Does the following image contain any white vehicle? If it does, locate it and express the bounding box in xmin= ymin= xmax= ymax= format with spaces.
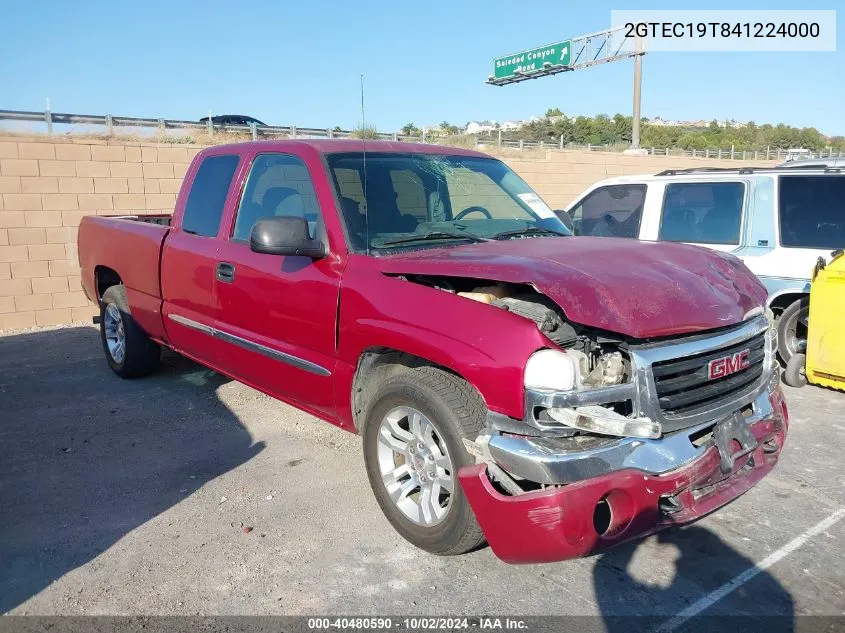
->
xmin=560 ymin=166 xmax=845 ymax=364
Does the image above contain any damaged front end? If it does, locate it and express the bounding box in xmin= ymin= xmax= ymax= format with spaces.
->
xmin=412 ymin=277 xmax=787 ymax=564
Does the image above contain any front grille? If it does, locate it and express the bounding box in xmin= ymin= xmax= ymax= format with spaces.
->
xmin=652 ymin=331 xmax=766 ymax=417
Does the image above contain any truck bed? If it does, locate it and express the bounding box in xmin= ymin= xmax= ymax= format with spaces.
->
xmin=78 ymin=214 xmax=172 ymax=307
xmin=109 ymin=214 xmax=172 ymax=227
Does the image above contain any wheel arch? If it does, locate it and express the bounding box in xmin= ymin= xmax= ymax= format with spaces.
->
xmin=94 ymin=265 xmax=122 ymax=301
xmin=767 ymin=290 xmax=808 ymax=315
xmin=350 ymin=347 xmax=483 ymax=433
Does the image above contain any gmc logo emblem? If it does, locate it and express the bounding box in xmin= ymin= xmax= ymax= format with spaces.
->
xmin=708 ymin=349 xmax=751 ymax=380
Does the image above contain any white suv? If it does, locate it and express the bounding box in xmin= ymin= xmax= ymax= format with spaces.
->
xmin=561 ymin=167 xmax=845 ymax=364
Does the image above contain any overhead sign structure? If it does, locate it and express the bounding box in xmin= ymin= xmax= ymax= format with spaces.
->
xmin=487 ymin=26 xmax=646 ymax=149
xmin=493 ymin=41 xmax=572 ymax=82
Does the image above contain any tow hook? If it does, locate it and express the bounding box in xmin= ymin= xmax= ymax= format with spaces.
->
xmin=763 ymin=437 xmax=779 ymax=454
xmin=658 ymin=494 xmax=683 ymax=515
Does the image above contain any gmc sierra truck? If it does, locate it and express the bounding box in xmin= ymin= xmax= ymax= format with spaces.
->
xmin=78 ymin=140 xmax=788 ymax=564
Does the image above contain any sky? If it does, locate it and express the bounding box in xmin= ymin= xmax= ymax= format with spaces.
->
xmin=0 ymin=0 xmax=842 ymax=135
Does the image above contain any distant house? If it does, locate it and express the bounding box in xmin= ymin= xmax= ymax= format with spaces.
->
xmin=464 ymin=121 xmax=498 ymax=135
xmin=500 ymin=120 xmax=523 ymax=131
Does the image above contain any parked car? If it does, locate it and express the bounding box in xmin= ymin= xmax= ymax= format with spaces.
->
xmin=78 ymin=141 xmax=787 ymax=564
xmin=560 ymin=166 xmax=845 ymax=365
xmin=198 ymin=114 xmax=266 ymax=127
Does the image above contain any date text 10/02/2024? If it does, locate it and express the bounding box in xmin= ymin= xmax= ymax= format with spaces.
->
xmin=306 ymin=617 xmax=528 ymax=630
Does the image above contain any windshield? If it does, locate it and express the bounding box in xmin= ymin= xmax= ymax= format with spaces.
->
xmin=325 ymin=152 xmax=571 ymax=252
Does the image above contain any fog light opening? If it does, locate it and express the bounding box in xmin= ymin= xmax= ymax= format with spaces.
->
xmin=593 ymin=490 xmax=636 ymax=539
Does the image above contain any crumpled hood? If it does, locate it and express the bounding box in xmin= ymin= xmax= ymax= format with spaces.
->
xmin=375 ymin=237 xmax=768 ymax=339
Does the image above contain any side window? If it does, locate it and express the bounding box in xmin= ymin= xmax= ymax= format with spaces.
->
xmin=659 ymin=182 xmax=744 ymax=245
xmin=182 ymin=155 xmax=239 ymax=237
xmin=233 ymin=154 xmax=321 ymax=241
xmin=569 ymin=184 xmax=646 ymax=238
xmin=779 ymin=175 xmax=845 ymax=249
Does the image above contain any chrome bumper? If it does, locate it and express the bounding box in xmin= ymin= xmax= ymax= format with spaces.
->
xmin=486 ymin=391 xmax=775 ymax=486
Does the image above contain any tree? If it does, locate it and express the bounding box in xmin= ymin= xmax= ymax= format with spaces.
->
xmin=479 ymin=107 xmax=837 ymax=152
xmin=401 ymin=122 xmax=421 ymax=136
xmin=351 ymin=124 xmax=379 ymax=139
xmin=440 ymin=121 xmax=460 ymax=136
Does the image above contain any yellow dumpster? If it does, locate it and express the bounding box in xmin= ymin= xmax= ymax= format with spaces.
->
xmin=784 ymin=250 xmax=845 ymax=391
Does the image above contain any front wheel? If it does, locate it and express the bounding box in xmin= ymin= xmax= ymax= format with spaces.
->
xmin=362 ymin=366 xmax=486 ymax=556
xmin=777 ymin=297 xmax=810 ymax=365
xmin=783 ymin=353 xmax=807 ymax=388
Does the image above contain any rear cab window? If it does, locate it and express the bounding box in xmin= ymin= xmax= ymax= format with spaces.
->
xmin=658 ymin=181 xmax=745 ymax=245
xmin=779 ymin=175 xmax=845 ymax=249
xmin=181 ymin=155 xmax=240 ymax=237
xmin=569 ymin=184 xmax=646 ymax=238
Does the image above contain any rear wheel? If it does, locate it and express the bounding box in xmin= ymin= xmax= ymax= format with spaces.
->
xmin=99 ymin=285 xmax=160 ymax=378
xmin=777 ymin=297 xmax=810 ymax=365
xmin=361 ymin=366 xmax=486 ymax=556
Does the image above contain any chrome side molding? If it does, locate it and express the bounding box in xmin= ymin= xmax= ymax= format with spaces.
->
xmin=166 ymin=313 xmax=331 ymax=377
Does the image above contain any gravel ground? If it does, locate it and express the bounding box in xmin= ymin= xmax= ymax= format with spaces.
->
xmin=1 ymin=325 xmax=843 ymax=623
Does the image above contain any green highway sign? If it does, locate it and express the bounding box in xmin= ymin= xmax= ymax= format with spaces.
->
xmin=493 ymin=40 xmax=572 ymax=80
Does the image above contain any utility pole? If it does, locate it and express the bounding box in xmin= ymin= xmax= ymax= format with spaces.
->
xmin=631 ymin=35 xmax=643 ymax=150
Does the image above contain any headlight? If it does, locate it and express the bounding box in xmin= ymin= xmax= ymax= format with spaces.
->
xmin=524 ymin=348 xmax=658 ymax=438
xmin=524 ymin=349 xmax=580 ymax=391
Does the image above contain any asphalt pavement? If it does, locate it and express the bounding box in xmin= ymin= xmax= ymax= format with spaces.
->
xmin=1 ymin=325 xmax=843 ymax=625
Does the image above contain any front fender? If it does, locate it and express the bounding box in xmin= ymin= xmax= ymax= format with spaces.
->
xmin=759 ymin=276 xmax=811 ymax=307
xmin=336 ymin=268 xmax=550 ymax=422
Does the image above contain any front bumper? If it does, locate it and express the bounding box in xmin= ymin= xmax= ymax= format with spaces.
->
xmin=458 ymin=389 xmax=788 ymax=564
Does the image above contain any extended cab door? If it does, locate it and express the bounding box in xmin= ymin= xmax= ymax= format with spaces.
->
xmin=213 ymin=151 xmax=342 ymax=419
xmin=160 ymin=152 xmax=243 ymax=367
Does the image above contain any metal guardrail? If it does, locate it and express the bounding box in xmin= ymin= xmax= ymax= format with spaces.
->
xmin=0 ymin=108 xmax=416 ymax=142
xmin=2 ymin=108 xmax=842 ymax=162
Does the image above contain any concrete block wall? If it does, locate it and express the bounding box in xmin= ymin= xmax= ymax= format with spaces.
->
xmin=0 ymin=136 xmax=198 ymax=330
xmin=0 ymin=134 xmax=774 ymax=332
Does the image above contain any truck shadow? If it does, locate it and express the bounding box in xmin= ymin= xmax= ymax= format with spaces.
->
xmin=592 ymin=525 xmax=794 ymax=632
xmin=0 ymin=326 xmax=264 ymax=613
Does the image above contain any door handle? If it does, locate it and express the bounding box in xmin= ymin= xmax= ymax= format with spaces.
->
xmin=216 ymin=261 xmax=236 ymax=283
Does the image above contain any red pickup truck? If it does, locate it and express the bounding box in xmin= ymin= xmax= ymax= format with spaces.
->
xmin=78 ymin=140 xmax=788 ymax=564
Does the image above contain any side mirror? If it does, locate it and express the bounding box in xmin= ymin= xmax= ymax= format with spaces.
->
xmin=249 ymin=216 xmax=326 ymax=259
xmin=555 ymin=209 xmax=575 ymax=233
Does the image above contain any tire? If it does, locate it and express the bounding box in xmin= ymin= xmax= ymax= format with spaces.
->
xmin=361 ymin=366 xmax=486 ymax=556
xmin=777 ymin=297 xmax=810 ymax=365
xmin=783 ymin=353 xmax=807 ymax=388
xmin=99 ymin=285 xmax=160 ymax=378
